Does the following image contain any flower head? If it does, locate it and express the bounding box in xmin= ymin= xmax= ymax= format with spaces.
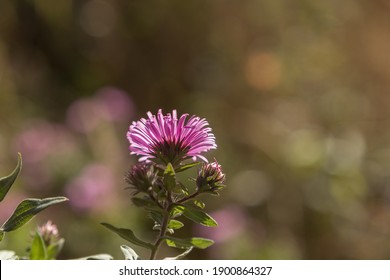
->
xmin=37 ymin=220 xmax=60 ymax=246
xmin=127 ymin=109 xmax=217 ymax=165
xmin=125 ymin=163 xmax=159 ymax=194
xmin=196 ymin=160 xmax=226 ymax=193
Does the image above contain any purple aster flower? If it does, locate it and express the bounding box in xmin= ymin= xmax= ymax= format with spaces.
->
xmin=196 ymin=159 xmax=226 ymax=194
xmin=127 ymin=109 xmax=217 ymax=165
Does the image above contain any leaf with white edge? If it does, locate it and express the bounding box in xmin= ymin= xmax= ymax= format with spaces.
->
xmin=76 ymin=254 xmax=113 ymax=260
xmin=0 ymin=250 xmax=17 ymax=260
xmin=120 ymin=245 xmax=140 ymax=260
xmin=30 ymin=231 xmax=47 ymax=260
xmin=0 ymin=153 xmax=22 ymax=202
xmin=164 ymin=247 xmax=193 ymax=260
xmin=173 ymin=204 xmax=217 ymax=227
xmin=163 ymin=163 xmax=176 ymax=191
xmin=192 ymin=200 xmax=205 ymax=209
xmin=101 ymin=223 xmax=153 ymax=249
xmin=175 ymin=162 xmax=200 ymax=173
xmin=168 ymin=219 xmax=184 ymax=230
xmin=164 ymin=236 xmax=214 ymax=249
xmin=1 ymin=197 xmax=68 ymax=232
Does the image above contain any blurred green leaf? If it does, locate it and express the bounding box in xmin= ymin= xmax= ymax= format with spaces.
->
xmin=0 ymin=153 xmax=22 ymax=203
xmin=1 ymin=197 xmax=68 ymax=232
xmin=30 ymin=231 xmax=47 ymax=260
xmin=0 ymin=230 xmax=4 ymax=242
xmin=131 ymin=197 xmax=161 ymax=211
xmin=191 ymin=200 xmax=205 ymax=209
xmin=168 ymin=219 xmax=184 ymax=230
xmin=164 ymin=247 xmax=193 ymax=260
xmin=46 ymin=239 xmax=65 ymax=260
xmin=120 ymin=245 xmax=140 ymax=260
xmin=101 ymin=223 xmax=153 ymax=250
xmin=175 ymin=162 xmax=200 ymax=173
xmin=173 ymin=204 xmax=217 ymax=227
xmin=164 ymin=236 xmax=214 ymax=249
xmin=163 ymin=163 xmax=176 ymax=191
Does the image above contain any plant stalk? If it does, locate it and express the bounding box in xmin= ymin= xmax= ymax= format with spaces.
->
xmin=150 ymin=207 xmax=171 ymax=260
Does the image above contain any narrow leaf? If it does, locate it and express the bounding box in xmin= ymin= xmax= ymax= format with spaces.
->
xmin=164 ymin=236 xmax=214 ymax=249
xmin=1 ymin=197 xmax=68 ymax=232
xmin=120 ymin=245 xmax=140 ymax=260
xmin=168 ymin=219 xmax=184 ymax=230
xmin=176 ymin=162 xmax=200 ymax=173
xmin=163 ymin=163 xmax=176 ymax=191
xmin=0 ymin=153 xmax=22 ymax=202
xmin=30 ymin=231 xmax=47 ymax=260
xmin=173 ymin=204 xmax=217 ymax=227
xmin=164 ymin=247 xmax=193 ymax=260
xmin=101 ymin=223 xmax=153 ymax=249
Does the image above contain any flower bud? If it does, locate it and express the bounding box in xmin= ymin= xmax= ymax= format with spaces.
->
xmin=125 ymin=163 xmax=159 ymax=194
xmin=196 ymin=160 xmax=226 ymax=194
xmin=38 ymin=220 xmax=60 ymax=246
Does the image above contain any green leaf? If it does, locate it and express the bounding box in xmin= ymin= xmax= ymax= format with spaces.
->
xmin=164 ymin=247 xmax=193 ymax=260
xmin=168 ymin=219 xmax=184 ymax=230
xmin=0 ymin=153 xmax=22 ymax=202
xmin=149 ymin=211 xmax=163 ymax=225
xmin=76 ymin=254 xmax=113 ymax=260
xmin=131 ymin=197 xmax=161 ymax=211
xmin=0 ymin=250 xmax=17 ymax=260
xmin=101 ymin=223 xmax=153 ymax=249
xmin=46 ymin=239 xmax=64 ymax=260
xmin=173 ymin=204 xmax=217 ymax=227
xmin=0 ymin=230 xmax=4 ymax=242
xmin=192 ymin=200 xmax=205 ymax=209
xmin=1 ymin=197 xmax=68 ymax=232
xmin=30 ymin=231 xmax=47 ymax=260
xmin=163 ymin=163 xmax=176 ymax=191
xmin=164 ymin=236 xmax=214 ymax=249
xmin=175 ymin=162 xmax=200 ymax=173
xmin=120 ymin=245 xmax=140 ymax=260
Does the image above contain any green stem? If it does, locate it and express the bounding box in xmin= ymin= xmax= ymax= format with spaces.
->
xmin=150 ymin=207 xmax=171 ymax=260
xmin=177 ymin=189 xmax=200 ymax=204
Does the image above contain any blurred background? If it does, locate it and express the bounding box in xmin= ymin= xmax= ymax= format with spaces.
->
xmin=1 ymin=0 xmax=390 ymax=259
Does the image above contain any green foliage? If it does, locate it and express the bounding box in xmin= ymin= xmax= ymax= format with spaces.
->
xmin=100 ymin=223 xmax=154 ymax=250
xmin=164 ymin=236 xmax=214 ymax=249
xmin=30 ymin=231 xmax=47 ymax=260
xmin=0 ymin=153 xmax=22 ymax=202
xmin=173 ymin=204 xmax=218 ymax=227
xmin=163 ymin=163 xmax=176 ymax=191
xmin=1 ymin=197 xmax=68 ymax=233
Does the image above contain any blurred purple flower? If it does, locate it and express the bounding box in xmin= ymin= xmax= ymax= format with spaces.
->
xmin=14 ymin=120 xmax=75 ymax=163
xmin=13 ymin=120 xmax=77 ymax=190
xmin=127 ymin=109 xmax=217 ymax=165
xmin=195 ymin=205 xmax=248 ymax=243
xmin=65 ymin=164 xmax=115 ymax=212
xmin=96 ymin=86 xmax=134 ymax=122
xmin=66 ymin=87 xmax=133 ymax=133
